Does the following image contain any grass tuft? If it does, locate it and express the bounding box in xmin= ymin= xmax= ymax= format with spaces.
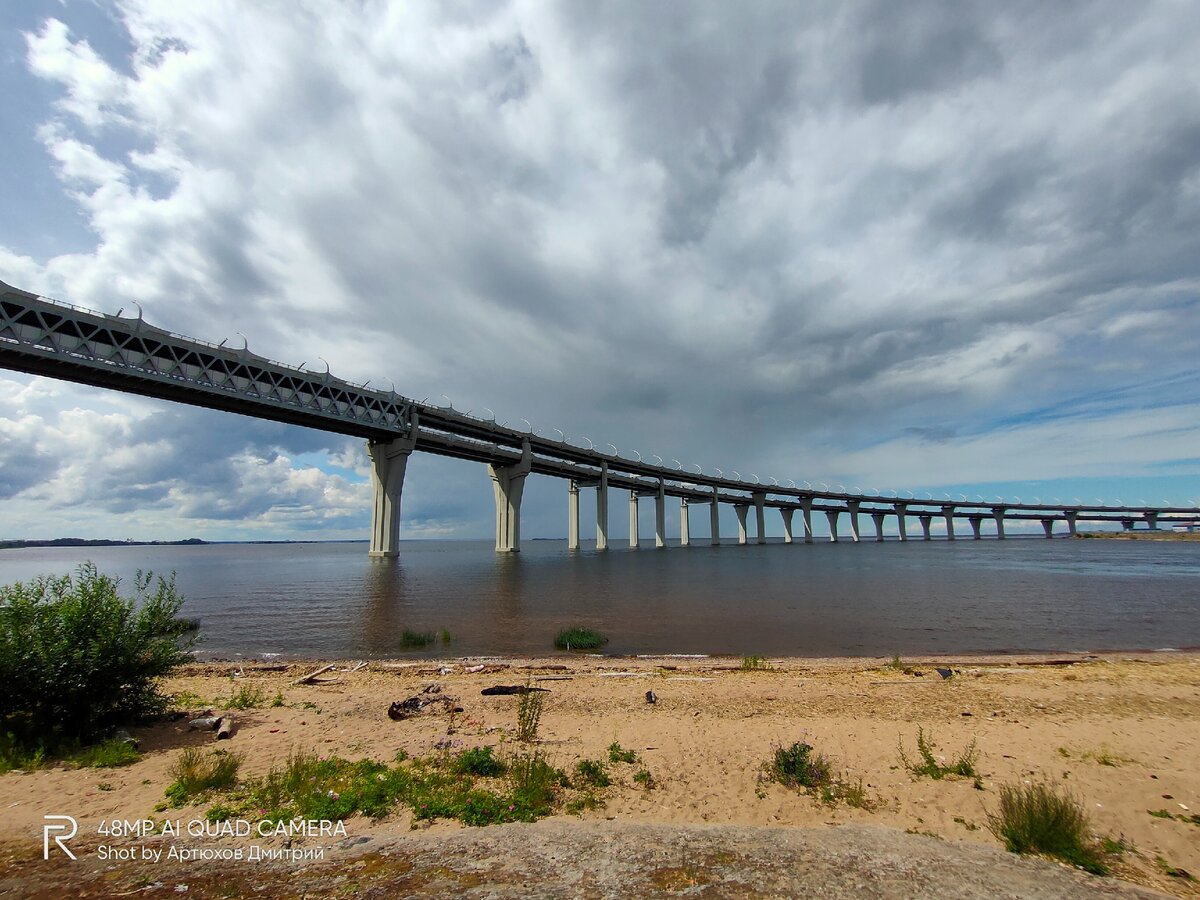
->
xmin=986 ymin=780 xmax=1108 ymax=875
xmin=165 ymin=747 xmax=242 ymax=806
xmin=554 ymin=627 xmax=607 ymax=651
xmin=453 ymin=746 xmax=506 ymax=778
xmin=515 ymin=683 xmax=544 ymax=743
xmin=769 ymin=742 xmax=832 ymax=789
xmin=226 ymin=683 xmax=267 ymax=710
xmin=740 ymin=655 xmax=772 ymax=671
xmin=399 ymin=630 xmax=435 ymax=648
xmin=573 ymin=758 xmax=611 ymax=788
xmin=70 ymin=738 xmax=140 ymax=768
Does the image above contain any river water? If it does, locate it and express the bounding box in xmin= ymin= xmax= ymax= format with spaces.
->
xmin=0 ymin=538 xmax=1197 ymax=659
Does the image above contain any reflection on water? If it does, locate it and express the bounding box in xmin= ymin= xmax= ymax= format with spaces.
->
xmin=0 ymin=538 xmax=1197 ymax=659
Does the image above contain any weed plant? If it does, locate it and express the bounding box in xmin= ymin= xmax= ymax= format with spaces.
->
xmin=574 ymin=758 xmax=611 ymax=788
xmin=554 ymin=627 xmax=607 ymax=651
xmin=740 ymin=656 xmax=772 ymax=671
xmin=399 ymin=630 xmax=435 ymax=648
xmin=770 ymin=742 xmax=832 ymax=789
xmin=70 ymin=738 xmax=140 ymax=768
xmin=226 ymin=684 xmax=267 ymax=710
xmin=898 ymin=728 xmax=978 ymax=780
xmin=453 ymin=745 xmax=506 ymax=777
xmin=986 ymin=780 xmax=1108 ymax=874
xmin=516 ymin=684 xmax=544 ymax=742
xmin=607 ymin=742 xmax=638 ymax=764
xmin=165 ymin=747 xmax=243 ymax=806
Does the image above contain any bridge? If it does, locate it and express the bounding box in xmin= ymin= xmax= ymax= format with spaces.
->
xmin=3 ymin=279 xmax=1198 ymax=555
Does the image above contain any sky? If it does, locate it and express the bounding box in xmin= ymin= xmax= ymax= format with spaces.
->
xmin=1 ymin=0 xmax=1199 ymax=543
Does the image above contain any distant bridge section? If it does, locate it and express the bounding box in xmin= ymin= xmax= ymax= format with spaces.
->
xmin=3 ymin=279 xmax=1198 ymax=555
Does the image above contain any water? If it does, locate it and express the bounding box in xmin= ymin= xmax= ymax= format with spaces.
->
xmin=1 ymin=538 xmax=1197 ymax=659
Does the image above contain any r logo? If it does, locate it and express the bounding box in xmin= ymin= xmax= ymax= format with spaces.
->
xmin=43 ymin=815 xmax=77 ymax=860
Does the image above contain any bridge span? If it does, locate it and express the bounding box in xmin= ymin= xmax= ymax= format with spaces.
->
xmin=3 ymin=279 xmax=1197 ymax=555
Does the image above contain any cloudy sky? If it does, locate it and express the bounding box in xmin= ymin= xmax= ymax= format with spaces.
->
xmin=2 ymin=0 xmax=1199 ymax=542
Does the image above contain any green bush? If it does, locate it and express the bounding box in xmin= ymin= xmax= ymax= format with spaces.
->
xmin=453 ymin=745 xmax=506 ymax=778
xmin=987 ymin=780 xmax=1107 ymax=874
xmin=0 ymin=563 xmax=196 ymax=752
xmin=770 ymin=742 xmax=833 ymax=789
xmin=898 ymin=727 xmax=978 ymax=780
xmin=165 ymin=748 xmax=243 ymax=806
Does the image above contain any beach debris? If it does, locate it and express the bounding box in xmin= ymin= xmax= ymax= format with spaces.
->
xmin=961 ymin=710 xmax=973 ymax=717
xmin=422 ymin=682 xmax=443 ymax=694
xmin=215 ymin=716 xmax=235 ymax=740
xmin=645 ymin=690 xmax=657 ymax=705
xmin=463 ymin=664 xmax=485 ymax=674
xmin=113 ymin=729 xmax=139 ymax=749
xmin=294 ymin=663 xmax=337 ymax=685
xmin=936 ymin=668 xmax=954 ymax=679
xmin=480 ymin=684 xmax=549 ymax=696
xmin=349 ymin=661 xmax=368 ymax=673
xmin=387 ymin=694 xmax=462 ymax=720
xmin=188 ymin=716 xmax=221 ymax=731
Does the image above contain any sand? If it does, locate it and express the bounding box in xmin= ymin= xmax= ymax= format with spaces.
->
xmin=1 ymin=651 xmax=1197 ymax=897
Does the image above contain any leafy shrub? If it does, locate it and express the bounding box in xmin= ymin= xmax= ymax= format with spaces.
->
xmin=633 ymin=768 xmax=656 ymax=789
xmin=554 ymin=627 xmax=607 ymax=651
xmin=165 ymin=747 xmax=243 ymax=806
xmin=0 ymin=563 xmax=195 ymax=752
xmin=898 ymin=728 xmax=978 ymax=780
xmin=574 ymin=758 xmax=611 ymax=788
xmin=987 ymin=780 xmax=1107 ymax=875
xmin=608 ymin=742 xmax=638 ymax=764
xmin=770 ymin=742 xmax=832 ymax=789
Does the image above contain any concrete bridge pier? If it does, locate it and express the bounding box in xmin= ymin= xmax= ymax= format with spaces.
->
xmin=969 ymin=516 xmax=983 ymax=540
xmin=680 ymin=498 xmax=690 ymax=546
xmin=655 ymin=480 xmax=666 ymax=548
xmin=993 ymin=509 xmax=1007 ymax=540
xmin=801 ymin=498 xmax=814 ymax=544
xmin=735 ymin=504 xmax=749 ymax=545
xmin=894 ymin=504 xmax=908 ymax=541
xmin=826 ymin=510 xmax=840 ymax=542
xmin=871 ymin=512 xmax=886 ymax=541
xmin=710 ymin=488 xmax=721 ymax=546
xmin=780 ymin=508 xmax=794 ymax=544
xmin=366 ymin=417 xmax=419 ymax=558
xmin=1066 ymin=511 xmax=1078 ymax=536
xmin=918 ymin=515 xmax=932 ymax=540
xmin=753 ymin=492 xmax=767 ymax=544
xmin=488 ymin=439 xmax=532 ymax=553
xmin=847 ymin=501 xmax=861 ymax=542
xmin=942 ymin=506 xmax=956 ymax=541
xmin=568 ymin=481 xmax=581 ymax=550
xmin=596 ymin=462 xmax=609 ymax=550
xmin=629 ymin=491 xmax=640 ymax=548
xmin=1145 ymin=512 xmax=1159 ymax=531
xmin=1041 ymin=518 xmax=1054 ymax=538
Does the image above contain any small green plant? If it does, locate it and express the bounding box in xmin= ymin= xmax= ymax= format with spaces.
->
xmin=554 ymin=627 xmax=607 ymax=651
xmin=887 ymin=653 xmax=903 ymax=670
xmin=1149 ymin=808 xmax=1173 ymax=819
xmin=1100 ymin=836 xmax=1131 ymax=855
xmin=769 ymin=742 xmax=832 ymax=789
xmin=453 ymin=746 xmax=506 ymax=778
xmin=70 ymin=738 xmax=140 ymax=768
xmin=506 ymin=751 xmax=566 ymax=819
xmin=574 ymin=758 xmax=611 ymax=788
xmin=440 ymin=628 xmax=452 ymax=645
xmin=270 ymin=690 xmax=285 ymax=708
xmin=898 ymin=728 xmax=978 ymax=780
xmin=400 ymin=630 xmax=435 ymax=648
xmin=165 ymin=747 xmax=242 ymax=806
xmin=986 ymin=780 xmax=1107 ymax=875
xmin=516 ymin=685 xmax=544 ymax=743
xmin=172 ymin=690 xmax=205 ymax=709
xmin=820 ymin=777 xmax=873 ymax=809
xmin=740 ymin=655 xmax=773 ymax=671
xmin=1157 ymin=857 xmax=1195 ymax=880
xmin=97 ymin=781 xmax=114 ymax=791
xmin=565 ymin=791 xmax=604 ymax=814
xmin=633 ymin=768 xmax=656 ymax=789
xmin=953 ymin=815 xmax=980 ymax=831
xmin=607 ymin=742 xmax=638 ymax=764
xmin=205 ymin=803 xmax=240 ymax=823
xmin=226 ymin=683 xmax=267 ymax=710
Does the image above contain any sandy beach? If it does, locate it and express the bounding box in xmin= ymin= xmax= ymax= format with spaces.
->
xmin=1 ymin=651 xmax=1197 ymax=897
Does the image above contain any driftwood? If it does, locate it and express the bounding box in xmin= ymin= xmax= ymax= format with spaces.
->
xmin=188 ymin=716 xmax=221 ymax=731
xmin=480 ymin=685 xmax=549 ymax=696
xmin=349 ymin=662 xmax=368 ymax=673
xmin=216 ymin=716 xmax=235 ymax=740
xmin=387 ymin=694 xmax=462 ymax=721
xmin=293 ymin=663 xmax=336 ymax=685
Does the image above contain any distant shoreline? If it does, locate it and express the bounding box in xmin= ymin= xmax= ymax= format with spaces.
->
xmin=1076 ymin=530 xmax=1200 ymax=541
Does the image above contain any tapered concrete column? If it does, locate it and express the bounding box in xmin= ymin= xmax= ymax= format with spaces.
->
xmin=780 ymin=508 xmax=794 ymax=544
xmin=894 ymin=504 xmax=908 ymax=541
xmin=801 ymin=498 xmax=814 ymax=544
xmin=969 ymin=516 xmax=983 ymax=540
xmin=629 ymin=491 xmax=640 ymax=549
xmin=366 ymin=416 xmax=419 ymax=558
xmin=655 ymin=480 xmax=666 ymax=548
xmin=1041 ymin=518 xmax=1054 ymax=538
xmin=871 ymin=512 xmax=886 ymax=542
xmin=919 ymin=515 xmax=932 ymax=540
xmin=942 ymin=506 xmax=956 ymax=541
xmin=596 ymin=462 xmax=609 ymax=551
xmin=826 ymin=509 xmax=840 ymax=542
xmin=1145 ymin=512 xmax=1159 ymax=531
xmin=735 ymin=504 xmax=749 ymax=545
xmin=847 ymin=501 xmax=861 ymax=542
xmin=488 ymin=439 xmax=532 ymax=553
xmin=1121 ymin=519 xmax=1135 ymax=531
xmin=1065 ymin=511 xmax=1078 ymax=536
xmin=680 ymin=498 xmax=691 ymax=546
xmin=568 ymin=480 xmax=581 ymax=550
xmin=993 ymin=508 xmax=1007 ymax=540
xmin=752 ymin=492 xmax=767 ymax=544
xmin=710 ymin=488 xmax=721 ymax=546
